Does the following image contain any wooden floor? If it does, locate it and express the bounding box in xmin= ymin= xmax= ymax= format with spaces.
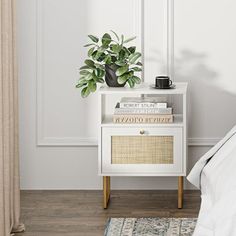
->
xmin=18 ymin=190 xmax=201 ymax=236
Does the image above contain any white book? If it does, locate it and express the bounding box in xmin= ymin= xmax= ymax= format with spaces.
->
xmin=114 ymin=104 xmax=172 ymax=114
xmin=120 ymin=97 xmax=167 ymax=103
xmin=119 ymin=102 xmax=167 ymax=109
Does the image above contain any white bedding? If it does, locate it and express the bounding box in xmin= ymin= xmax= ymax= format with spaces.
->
xmin=187 ymin=125 xmax=236 ymax=236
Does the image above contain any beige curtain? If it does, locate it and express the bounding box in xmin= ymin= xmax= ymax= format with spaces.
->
xmin=0 ymin=0 xmax=24 ymax=235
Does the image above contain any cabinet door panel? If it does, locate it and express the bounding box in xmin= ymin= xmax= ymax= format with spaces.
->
xmin=112 ymin=136 xmax=173 ymax=164
xmin=101 ymin=127 xmax=183 ymax=176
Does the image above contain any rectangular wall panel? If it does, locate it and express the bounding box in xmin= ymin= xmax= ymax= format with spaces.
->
xmin=37 ymin=0 xmax=142 ymax=146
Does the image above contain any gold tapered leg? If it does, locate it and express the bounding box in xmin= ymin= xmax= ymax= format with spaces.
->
xmin=103 ymin=176 xmax=110 ymax=209
xmin=178 ymin=176 xmax=183 ymax=209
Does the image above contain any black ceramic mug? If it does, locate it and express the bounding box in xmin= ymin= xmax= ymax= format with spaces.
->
xmin=155 ymin=76 xmax=172 ymax=88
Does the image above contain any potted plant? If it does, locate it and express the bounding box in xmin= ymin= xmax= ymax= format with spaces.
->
xmin=76 ymin=31 xmax=142 ymax=97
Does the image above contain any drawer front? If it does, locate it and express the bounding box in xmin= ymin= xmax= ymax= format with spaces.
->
xmin=101 ymin=127 xmax=184 ymax=175
xmin=112 ymin=136 xmax=174 ymax=164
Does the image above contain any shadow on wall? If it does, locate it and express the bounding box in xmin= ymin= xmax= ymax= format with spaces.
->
xmin=174 ymin=49 xmax=236 ymax=137
xmin=175 ymin=50 xmax=218 ymax=84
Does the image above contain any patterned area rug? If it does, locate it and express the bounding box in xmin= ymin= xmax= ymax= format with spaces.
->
xmin=105 ymin=218 xmax=197 ymax=236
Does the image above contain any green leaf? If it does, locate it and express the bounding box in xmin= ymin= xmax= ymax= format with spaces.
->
xmin=88 ymin=81 xmax=97 ymax=92
xmin=96 ymin=53 xmax=106 ymax=62
xmin=136 ymin=61 xmax=143 ymax=66
xmin=128 ymin=46 xmax=136 ymax=54
xmin=127 ymin=78 xmax=135 ymax=88
xmin=129 ymin=52 xmax=141 ymax=64
xmin=76 ymin=83 xmax=84 ymax=88
xmin=97 ymin=46 xmax=107 ymax=53
xmin=76 ymin=82 xmax=85 ymax=88
xmin=111 ymin=56 xmax=117 ymax=63
xmin=111 ymin=44 xmax=122 ymax=53
xmin=84 ymin=73 xmax=94 ymax=81
xmin=81 ymin=87 xmax=90 ymax=98
xmin=88 ymin=47 xmax=95 ymax=57
xmin=131 ymin=67 xmax=142 ymax=72
xmin=123 ymin=36 xmax=136 ymax=44
xmin=84 ymin=59 xmax=95 ymax=68
xmin=94 ymin=77 xmax=104 ymax=83
xmin=128 ymin=70 xmax=134 ymax=77
xmin=91 ymin=50 xmax=98 ymax=60
xmin=131 ymin=75 xmax=141 ymax=84
xmin=80 ymin=65 xmax=90 ymax=70
xmin=76 ymin=79 xmax=87 ymax=88
xmin=110 ymin=30 xmax=120 ymax=42
xmin=116 ymin=65 xmax=129 ymax=77
xmin=78 ymin=78 xmax=88 ymax=84
xmin=94 ymin=63 xmax=105 ymax=70
xmin=117 ymin=73 xmax=129 ymax=84
xmin=94 ymin=51 xmax=103 ymax=60
xmin=102 ymin=33 xmax=112 ymax=46
xmin=122 ymin=47 xmax=130 ymax=57
xmin=119 ymin=49 xmax=126 ymax=61
xmin=106 ymin=50 xmax=116 ymax=54
xmin=94 ymin=68 xmax=105 ymax=78
xmin=115 ymin=61 xmax=126 ymax=67
xmin=81 ymin=86 xmax=90 ymax=98
xmin=84 ymin=43 xmax=96 ymax=47
xmin=88 ymin=35 xmax=99 ymax=43
xmin=80 ymin=70 xmax=91 ymax=76
xmin=121 ymin=34 xmax=124 ymax=45
xmin=104 ymin=55 xmax=112 ymax=64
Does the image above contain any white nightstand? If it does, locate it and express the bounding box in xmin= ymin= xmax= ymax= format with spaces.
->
xmin=98 ymin=82 xmax=188 ymax=209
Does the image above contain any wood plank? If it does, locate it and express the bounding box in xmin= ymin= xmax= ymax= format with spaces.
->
xmin=18 ymin=190 xmax=200 ymax=236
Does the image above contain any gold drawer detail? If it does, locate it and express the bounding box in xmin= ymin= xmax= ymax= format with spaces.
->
xmin=111 ymin=136 xmax=173 ymax=164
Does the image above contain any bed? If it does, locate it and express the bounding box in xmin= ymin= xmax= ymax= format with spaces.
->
xmin=187 ymin=125 xmax=236 ymax=236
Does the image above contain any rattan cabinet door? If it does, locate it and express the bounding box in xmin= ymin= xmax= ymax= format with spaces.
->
xmin=101 ymin=127 xmax=184 ymax=176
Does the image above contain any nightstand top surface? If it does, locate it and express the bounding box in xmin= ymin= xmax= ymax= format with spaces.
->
xmin=99 ymin=82 xmax=188 ymax=95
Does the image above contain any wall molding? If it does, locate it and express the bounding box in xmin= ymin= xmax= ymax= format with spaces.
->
xmin=37 ymin=137 xmax=98 ymax=147
xmin=36 ymin=137 xmax=221 ymax=147
xmin=36 ymin=0 xmax=99 ymax=146
xmin=36 ymin=0 xmax=143 ymax=146
xmin=188 ymin=138 xmax=220 ymax=147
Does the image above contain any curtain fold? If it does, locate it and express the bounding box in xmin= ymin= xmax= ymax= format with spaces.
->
xmin=0 ymin=0 xmax=24 ymax=235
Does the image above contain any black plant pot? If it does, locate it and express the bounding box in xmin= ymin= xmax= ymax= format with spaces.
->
xmin=105 ymin=64 xmax=126 ymax=87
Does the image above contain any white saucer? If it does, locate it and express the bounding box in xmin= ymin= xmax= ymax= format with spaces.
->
xmin=150 ymin=84 xmax=176 ymax=89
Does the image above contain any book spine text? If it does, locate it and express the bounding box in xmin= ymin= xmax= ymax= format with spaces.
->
xmin=113 ymin=114 xmax=173 ymax=123
xmin=119 ymin=102 xmax=167 ymax=109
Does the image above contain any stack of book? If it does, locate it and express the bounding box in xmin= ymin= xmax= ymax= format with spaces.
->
xmin=113 ymin=97 xmax=173 ymax=124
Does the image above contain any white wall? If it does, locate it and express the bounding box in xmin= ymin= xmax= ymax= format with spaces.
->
xmin=18 ymin=0 xmax=236 ymax=190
